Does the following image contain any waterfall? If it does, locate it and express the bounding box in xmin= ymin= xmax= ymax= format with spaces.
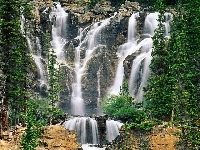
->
xmin=64 ymin=117 xmax=99 ymax=144
xmin=106 ymin=120 xmax=123 ymax=142
xmin=164 ymin=12 xmax=173 ymax=38
xmin=32 ymin=55 xmax=47 ymax=87
xmin=49 ymin=2 xmax=68 ymax=65
xmin=128 ymin=13 xmax=158 ymax=101
xmin=21 ymin=1 xmax=173 ymax=147
xmin=109 ymin=12 xmax=140 ymax=95
xmin=20 ymin=15 xmax=47 ymax=91
xmin=64 ymin=117 xmax=123 ymax=146
xmin=96 ymin=67 xmax=104 ymax=116
xmin=129 ymin=12 xmax=172 ymax=101
xmin=71 ymin=13 xmax=116 ymax=116
xmin=143 ymin=12 xmax=159 ymax=37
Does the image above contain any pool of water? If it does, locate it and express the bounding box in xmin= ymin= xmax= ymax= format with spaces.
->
xmin=82 ymin=144 xmax=106 ymax=150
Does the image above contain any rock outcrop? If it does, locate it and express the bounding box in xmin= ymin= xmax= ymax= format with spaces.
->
xmin=0 ymin=125 xmax=81 ymax=150
xmin=24 ymin=0 xmax=148 ymax=114
xmin=0 ymin=124 xmax=180 ymax=150
xmin=106 ymin=125 xmax=179 ymax=150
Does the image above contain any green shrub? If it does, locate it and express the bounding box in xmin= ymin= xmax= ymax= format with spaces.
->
xmin=21 ymin=100 xmax=44 ymax=150
xmin=101 ymin=81 xmax=146 ymax=123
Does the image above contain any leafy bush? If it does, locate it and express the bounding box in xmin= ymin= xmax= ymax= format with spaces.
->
xmin=21 ymin=100 xmax=43 ymax=150
xmin=101 ymin=82 xmax=146 ymax=123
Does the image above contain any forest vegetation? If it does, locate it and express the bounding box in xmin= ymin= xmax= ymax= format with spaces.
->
xmin=0 ymin=0 xmax=199 ymax=149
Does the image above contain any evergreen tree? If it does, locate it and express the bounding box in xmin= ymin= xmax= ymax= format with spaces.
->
xmin=145 ymin=0 xmax=173 ymax=121
xmin=145 ymin=0 xmax=200 ymax=148
xmin=167 ymin=0 xmax=200 ymax=148
xmin=44 ymin=32 xmax=63 ymax=125
xmin=0 ymin=0 xmax=31 ymax=129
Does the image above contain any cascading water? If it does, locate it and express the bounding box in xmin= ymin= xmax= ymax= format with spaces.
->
xmin=96 ymin=67 xmax=103 ymax=116
xmin=109 ymin=12 xmax=171 ymax=101
xmin=21 ymin=15 xmax=47 ymax=91
xmin=64 ymin=117 xmax=99 ymax=144
xmin=71 ymin=14 xmax=116 ymax=116
xmin=128 ymin=13 xmax=156 ymax=101
xmin=106 ymin=120 xmax=124 ymax=142
xmin=33 ymin=36 xmax=47 ymax=89
xmin=143 ymin=12 xmax=159 ymax=37
xmin=108 ymin=12 xmax=153 ymax=98
xmin=50 ymin=2 xmax=68 ymax=65
xmin=64 ymin=12 xmax=123 ymax=148
xmin=109 ymin=12 xmax=139 ymax=95
xmin=129 ymin=12 xmax=172 ymax=101
xmin=129 ymin=40 xmax=153 ymax=101
xmin=43 ymin=2 xmax=172 ymax=149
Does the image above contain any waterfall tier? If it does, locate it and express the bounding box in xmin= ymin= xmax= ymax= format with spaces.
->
xmin=63 ymin=117 xmax=123 ymax=145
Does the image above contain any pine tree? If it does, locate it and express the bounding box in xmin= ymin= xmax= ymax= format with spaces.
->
xmin=167 ymin=0 xmax=200 ymax=148
xmin=145 ymin=0 xmax=173 ymax=121
xmin=0 ymin=0 xmax=31 ymax=130
xmin=145 ymin=0 xmax=200 ymax=148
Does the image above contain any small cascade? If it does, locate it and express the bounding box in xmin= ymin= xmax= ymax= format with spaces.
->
xmin=128 ymin=12 xmax=158 ymax=101
xmin=32 ymin=55 xmax=47 ymax=87
xmin=97 ymin=67 xmax=101 ymax=99
xmin=20 ymin=15 xmax=47 ymax=91
xmin=71 ymin=14 xmax=116 ymax=116
xmin=164 ymin=12 xmax=173 ymax=38
xmin=64 ymin=117 xmax=99 ymax=144
xmin=64 ymin=117 xmax=123 ymax=148
xmin=96 ymin=67 xmax=103 ymax=116
xmin=129 ymin=12 xmax=172 ymax=101
xmin=143 ymin=12 xmax=159 ymax=37
xmin=110 ymin=12 xmax=171 ymax=101
xmin=106 ymin=120 xmax=123 ymax=142
xmin=109 ymin=12 xmax=139 ymax=95
xmin=71 ymin=28 xmax=85 ymax=116
xmin=128 ymin=37 xmax=153 ymax=101
xmin=34 ymin=36 xmax=48 ymax=89
xmin=49 ymin=2 xmax=68 ymax=65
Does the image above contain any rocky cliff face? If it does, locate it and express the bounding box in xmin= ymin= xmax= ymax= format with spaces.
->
xmin=27 ymin=0 xmax=148 ymax=115
xmin=0 ymin=125 xmax=81 ymax=150
xmin=0 ymin=124 xmax=179 ymax=150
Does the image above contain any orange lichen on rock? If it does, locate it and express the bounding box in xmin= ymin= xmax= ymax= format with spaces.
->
xmin=150 ymin=127 xmax=179 ymax=150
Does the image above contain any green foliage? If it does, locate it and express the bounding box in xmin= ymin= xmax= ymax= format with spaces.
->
xmin=44 ymin=32 xmax=64 ymax=125
xmin=102 ymin=81 xmax=146 ymax=123
xmin=21 ymin=100 xmax=43 ymax=150
xmin=145 ymin=0 xmax=200 ymax=148
xmin=0 ymin=0 xmax=32 ymax=126
xmin=145 ymin=0 xmax=173 ymax=121
xmin=167 ymin=0 xmax=200 ymax=148
xmin=127 ymin=120 xmax=156 ymax=132
xmin=88 ymin=0 xmax=99 ymax=9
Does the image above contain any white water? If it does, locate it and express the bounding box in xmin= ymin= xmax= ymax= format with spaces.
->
xmin=82 ymin=144 xmax=105 ymax=150
xmin=64 ymin=117 xmax=99 ymax=144
xmin=71 ymin=14 xmax=116 ymax=116
xmin=21 ymin=15 xmax=47 ymax=89
xmin=64 ymin=117 xmax=123 ymax=149
xmin=50 ymin=2 xmax=68 ymax=65
xmin=109 ymin=12 xmax=171 ymax=101
xmin=106 ymin=120 xmax=123 ymax=142
xmin=109 ymin=12 xmax=140 ymax=95
xmin=96 ymin=67 xmax=104 ymax=116
xmin=143 ymin=12 xmax=159 ymax=37
xmin=128 ymin=13 xmax=158 ymax=101
xmin=164 ymin=12 xmax=173 ymax=38
xmin=32 ymin=55 xmax=47 ymax=87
